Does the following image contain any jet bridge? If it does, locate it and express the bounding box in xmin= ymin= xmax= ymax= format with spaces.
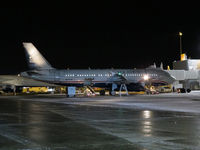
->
xmin=166 ymin=68 xmax=200 ymax=91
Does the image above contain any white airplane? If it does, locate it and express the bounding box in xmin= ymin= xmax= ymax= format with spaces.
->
xmin=19 ymin=43 xmax=175 ymax=95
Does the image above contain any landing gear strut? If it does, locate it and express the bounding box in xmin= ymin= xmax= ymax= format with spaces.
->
xmin=110 ymin=83 xmax=117 ymax=96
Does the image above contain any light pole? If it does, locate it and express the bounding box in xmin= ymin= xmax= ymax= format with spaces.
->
xmin=179 ymin=32 xmax=183 ymax=58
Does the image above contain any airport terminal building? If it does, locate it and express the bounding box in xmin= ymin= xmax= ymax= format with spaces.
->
xmin=166 ymin=54 xmax=200 ymax=91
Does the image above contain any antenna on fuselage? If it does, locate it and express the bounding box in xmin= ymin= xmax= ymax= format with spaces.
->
xmin=160 ymin=62 xmax=163 ymax=70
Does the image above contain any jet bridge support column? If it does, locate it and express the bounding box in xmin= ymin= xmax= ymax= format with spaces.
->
xmin=13 ymin=85 xmax=16 ymax=96
xmin=119 ymin=84 xmax=128 ymax=97
xmin=110 ymin=83 xmax=117 ymax=96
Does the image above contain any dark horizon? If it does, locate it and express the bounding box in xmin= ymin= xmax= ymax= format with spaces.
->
xmin=1 ymin=2 xmax=200 ymax=74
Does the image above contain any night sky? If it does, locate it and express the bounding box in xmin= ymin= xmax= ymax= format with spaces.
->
xmin=1 ymin=1 xmax=200 ymax=74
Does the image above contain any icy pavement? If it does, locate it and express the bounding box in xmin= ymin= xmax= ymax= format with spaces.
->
xmin=12 ymin=92 xmax=200 ymax=114
xmin=0 ymin=93 xmax=200 ymax=149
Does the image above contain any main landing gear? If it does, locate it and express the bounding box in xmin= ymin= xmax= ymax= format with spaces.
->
xmin=109 ymin=83 xmax=129 ymax=96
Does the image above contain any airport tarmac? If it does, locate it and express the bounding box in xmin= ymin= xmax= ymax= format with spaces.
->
xmin=0 ymin=92 xmax=200 ymax=149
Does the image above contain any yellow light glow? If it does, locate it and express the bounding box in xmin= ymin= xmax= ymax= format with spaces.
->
xmin=143 ymin=74 xmax=149 ymax=81
xmin=181 ymin=53 xmax=187 ymax=61
xmin=167 ymin=65 xmax=170 ymax=70
xmin=179 ymin=32 xmax=182 ymax=36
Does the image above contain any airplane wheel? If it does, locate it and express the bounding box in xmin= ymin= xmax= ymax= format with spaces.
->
xmin=187 ymin=89 xmax=191 ymax=93
xmin=100 ymin=90 xmax=105 ymax=96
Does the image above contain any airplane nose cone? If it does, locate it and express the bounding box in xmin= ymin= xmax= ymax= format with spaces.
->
xmin=160 ymin=70 xmax=176 ymax=84
xmin=168 ymin=74 xmax=176 ymax=84
xmin=171 ymin=75 xmax=176 ymax=82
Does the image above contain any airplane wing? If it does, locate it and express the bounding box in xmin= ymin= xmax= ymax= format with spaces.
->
xmin=0 ymin=75 xmax=58 ymax=87
xmin=107 ymin=73 xmax=129 ymax=84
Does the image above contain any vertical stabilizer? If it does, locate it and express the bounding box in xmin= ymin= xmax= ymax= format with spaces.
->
xmin=23 ymin=43 xmax=53 ymax=70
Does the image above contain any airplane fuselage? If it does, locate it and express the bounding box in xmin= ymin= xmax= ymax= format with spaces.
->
xmin=21 ymin=68 xmax=175 ymax=89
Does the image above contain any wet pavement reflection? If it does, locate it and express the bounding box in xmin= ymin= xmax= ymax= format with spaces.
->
xmin=0 ymin=97 xmax=200 ymax=150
